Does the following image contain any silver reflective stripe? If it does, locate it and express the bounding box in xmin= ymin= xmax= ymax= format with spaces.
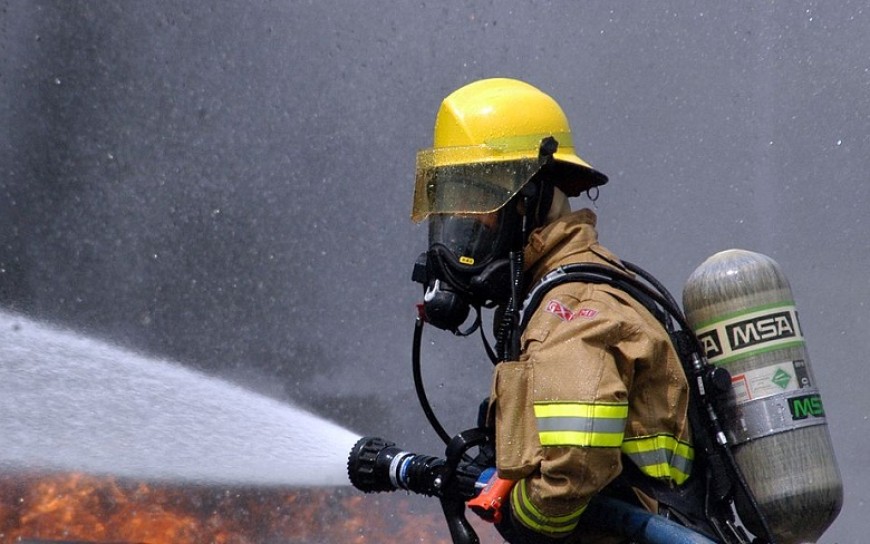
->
xmin=672 ymin=451 xmax=693 ymax=476
xmin=624 ymin=448 xmax=693 ymax=477
xmin=536 ymin=416 xmax=627 ymax=435
xmin=621 ymin=434 xmax=694 ymax=484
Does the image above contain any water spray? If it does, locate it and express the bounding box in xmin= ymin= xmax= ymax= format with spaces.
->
xmin=0 ymin=309 xmax=359 ymax=488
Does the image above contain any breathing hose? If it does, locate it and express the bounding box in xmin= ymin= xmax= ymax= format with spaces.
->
xmin=412 ymin=306 xmax=454 ymax=446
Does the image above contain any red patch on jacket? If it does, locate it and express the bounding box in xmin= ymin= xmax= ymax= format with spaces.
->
xmin=544 ymin=300 xmax=598 ymax=321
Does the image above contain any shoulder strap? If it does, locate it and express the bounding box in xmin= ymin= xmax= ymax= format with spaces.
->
xmin=521 ymin=262 xmax=670 ymax=334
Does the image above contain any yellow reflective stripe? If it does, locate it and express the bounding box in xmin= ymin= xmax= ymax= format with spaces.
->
xmin=484 ymin=131 xmax=574 ymax=152
xmin=510 ymin=478 xmax=585 ymax=535
xmin=534 ymin=402 xmax=629 ymax=419
xmin=538 ymin=430 xmax=624 ymax=447
xmin=621 ymin=434 xmax=694 ymax=485
xmin=534 ymin=402 xmax=628 ymax=448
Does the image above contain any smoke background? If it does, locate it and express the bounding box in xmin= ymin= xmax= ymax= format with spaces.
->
xmin=1 ymin=1 xmax=867 ymax=542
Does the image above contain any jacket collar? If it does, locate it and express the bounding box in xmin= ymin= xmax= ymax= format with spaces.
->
xmin=524 ymin=208 xmax=623 ymax=285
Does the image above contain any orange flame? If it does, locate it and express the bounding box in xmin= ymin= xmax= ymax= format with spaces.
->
xmin=0 ymin=472 xmax=502 ymax=543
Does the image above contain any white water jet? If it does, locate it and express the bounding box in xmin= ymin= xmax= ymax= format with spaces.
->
xmin=0 ymin=309 xmax=360 ymax=487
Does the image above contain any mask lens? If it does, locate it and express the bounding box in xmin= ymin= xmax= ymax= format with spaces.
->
xmin=429 ymin=213 xmax=502 ymax=267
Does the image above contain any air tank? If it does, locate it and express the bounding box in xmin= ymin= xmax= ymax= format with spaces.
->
xmin=682 ymin=249 xmax=842 ymax=544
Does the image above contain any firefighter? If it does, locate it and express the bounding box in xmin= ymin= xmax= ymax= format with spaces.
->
xmin=411 ymin=78 xmax=695 ymax=543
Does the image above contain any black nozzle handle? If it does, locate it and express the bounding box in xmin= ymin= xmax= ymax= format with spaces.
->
xmin=436 ymin=428 xmax=493 ymax=544
xmin=441 ymin=496 xmax=480 ymax=544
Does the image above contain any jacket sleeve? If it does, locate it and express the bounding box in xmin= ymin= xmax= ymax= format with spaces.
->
xmin=490 ymin=287 xmax=638 ymax=538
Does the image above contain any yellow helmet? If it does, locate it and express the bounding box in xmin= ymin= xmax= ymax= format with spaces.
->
xmin=411 ymin=78 xmax=607 ymax=222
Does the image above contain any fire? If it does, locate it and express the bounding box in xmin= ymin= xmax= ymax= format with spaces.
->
xmin=0 ymin=472 xmax=503 ymax=543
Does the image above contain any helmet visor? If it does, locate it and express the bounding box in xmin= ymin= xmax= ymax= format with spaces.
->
xmin=411 ymin=147 xmax=546 ymax=223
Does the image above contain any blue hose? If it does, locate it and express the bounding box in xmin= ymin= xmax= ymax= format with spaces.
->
xmin=584 ymin=495 xmax=718 ymax=544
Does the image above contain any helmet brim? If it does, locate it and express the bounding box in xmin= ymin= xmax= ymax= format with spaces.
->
xmin=551 ymin=151 xmax=609 ymax=197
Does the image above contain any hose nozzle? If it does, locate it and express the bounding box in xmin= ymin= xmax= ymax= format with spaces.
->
xmin=347 ymin=436 xmax=447 ymax=497
xmin=347 ymin=430 xmax=497 ymax=544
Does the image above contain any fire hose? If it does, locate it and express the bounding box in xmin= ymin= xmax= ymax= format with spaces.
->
xmin=347 ymin=432 xmax=717 ymax=544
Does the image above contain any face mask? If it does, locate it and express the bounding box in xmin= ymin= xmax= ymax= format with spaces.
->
xmin=412 ymin=210 xmax=518 ymax=332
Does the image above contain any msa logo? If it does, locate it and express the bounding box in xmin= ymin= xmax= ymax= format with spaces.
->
xmin=788 ymin=394 xmax=825 ymax=420
xmin=725 ymin=311 xmax=797 ymax=350
xmin=698 ymin=330 xmax=723 ymax=359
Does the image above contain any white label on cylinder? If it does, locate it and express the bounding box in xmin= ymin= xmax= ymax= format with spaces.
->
xmin=730 ymin=359 xmax=812 ymax=403
xmin=694 ymin=303 xmax=804 ymax=365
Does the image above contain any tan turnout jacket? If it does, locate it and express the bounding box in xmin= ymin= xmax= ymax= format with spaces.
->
xmin=489 ymin=208 xmax=693 ymax=541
